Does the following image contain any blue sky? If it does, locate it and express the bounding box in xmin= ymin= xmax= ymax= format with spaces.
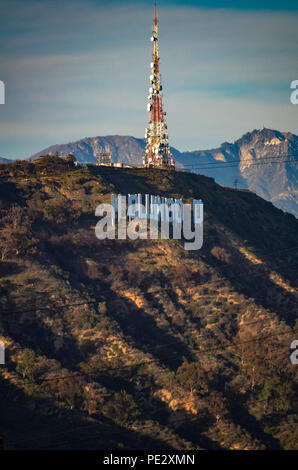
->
xmin=0 ymin=0 xmax=298 ymax=159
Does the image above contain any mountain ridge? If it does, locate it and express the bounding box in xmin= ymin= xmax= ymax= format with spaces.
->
xmin=0 ymin=156 xmax=11 ymax=164
xmin=176 ymin=128 xmax=298 ymax=217
xmin=28 ymin=128 xmax=298 ymax=217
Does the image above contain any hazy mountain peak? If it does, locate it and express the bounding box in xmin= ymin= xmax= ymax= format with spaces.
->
xmin=176 ymin=128 xmax=298 ymax=218
xmin=0 ymin=156 xmax=11 ymax=163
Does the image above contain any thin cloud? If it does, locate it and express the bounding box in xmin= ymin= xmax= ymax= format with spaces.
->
xmin=0 ymin=0 xmax=297 ymax=158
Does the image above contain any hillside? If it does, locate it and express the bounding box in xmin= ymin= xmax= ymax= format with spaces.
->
xmin=28 ymin=128 xmax=298 ymax=218
xmin=0 ymin=157 xmax=297 ymax=450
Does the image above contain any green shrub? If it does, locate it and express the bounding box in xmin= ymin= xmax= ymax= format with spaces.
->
xmin=102 ymin=390 xmax=140 ymax=423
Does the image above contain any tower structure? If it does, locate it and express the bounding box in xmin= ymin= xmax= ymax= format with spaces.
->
xmin=94 ymin=146 xmax=112 ymax=166
xmin=143 ymin=2 xmax=174 ymax=169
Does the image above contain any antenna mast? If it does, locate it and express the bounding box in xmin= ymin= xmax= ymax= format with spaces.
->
xmin=143 ymin=2 xmax=175 ymax=169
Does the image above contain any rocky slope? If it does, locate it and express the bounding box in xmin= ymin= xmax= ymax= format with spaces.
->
xmin=176 ymin=128 xmax=298 ymax=218
xmin=0 ymin=157 xmax=297 ymax=449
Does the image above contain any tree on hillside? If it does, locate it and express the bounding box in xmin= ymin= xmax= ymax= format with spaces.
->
xmin=206 ymin=391 xmax=229 ymax=422
xmin=0 ymin=205 xmax=38 ymax=260
xmin=258 ymin=376 xmax=294 ymax=415
xmin=16 ymin=348 xmax=38 ymax=396
xmin=83 ymin=384 xmax=105 ymax=416
xmin=176 ymin=361 xmax=209 ymax=396
xmin=16 ymin=348 xmax=37 ymax=381
xmin=43 ymin=372 xmax=84 ymax=410
xmin=102 ymin=390 xmax=140 ymax=423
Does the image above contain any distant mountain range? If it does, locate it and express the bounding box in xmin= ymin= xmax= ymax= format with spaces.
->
xmin=30 ymin=135 xmax=147 ymax=166
xmin=0 ymin=156 xmax=11 ymax=164
xmin=29 ymin=128 xmax=298 ymax=217
xmin=177 ymin=128 xmax=298 ymax=218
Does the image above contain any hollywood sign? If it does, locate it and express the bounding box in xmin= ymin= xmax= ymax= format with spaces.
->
xmin=95 ymin=193 xmax=204 ymax=250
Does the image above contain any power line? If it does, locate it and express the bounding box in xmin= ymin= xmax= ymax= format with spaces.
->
xmin=1 ymin=250 xmax=296 ymax=376
xmin=42 ymin=381 xmax=298 ymax=451
xmin=1 ymin=254 xmax=297 ymax=319
xmin=0 ymin=260 xmax=296 ymax=355
xmin=1 ymin=154 xmax=298 ymax=179
xmin=180 ymin=152 xmax=298 ymax=167
xmin=1 ymin=255 xmax=296 ymax=375
xmin=3 ymin=334 xmax=295 ymax=449
xmin=179 ymin=158 xmax=298 ymax=172
xmin=1 ymin=327 xmax=294 ymax=449
xmin=2 ymin=312 xmax=289 ymax=366
xmin=2 ymin=254 xmax=295 ymax=380
xmin=6 ymin=419 xmax=120 ymax=450
xmin=1 ymin=328 xmax=292 ymax=391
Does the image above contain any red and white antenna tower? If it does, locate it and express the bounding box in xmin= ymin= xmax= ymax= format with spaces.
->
xmin=143 ymin=2 xmax=175 ymax=169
